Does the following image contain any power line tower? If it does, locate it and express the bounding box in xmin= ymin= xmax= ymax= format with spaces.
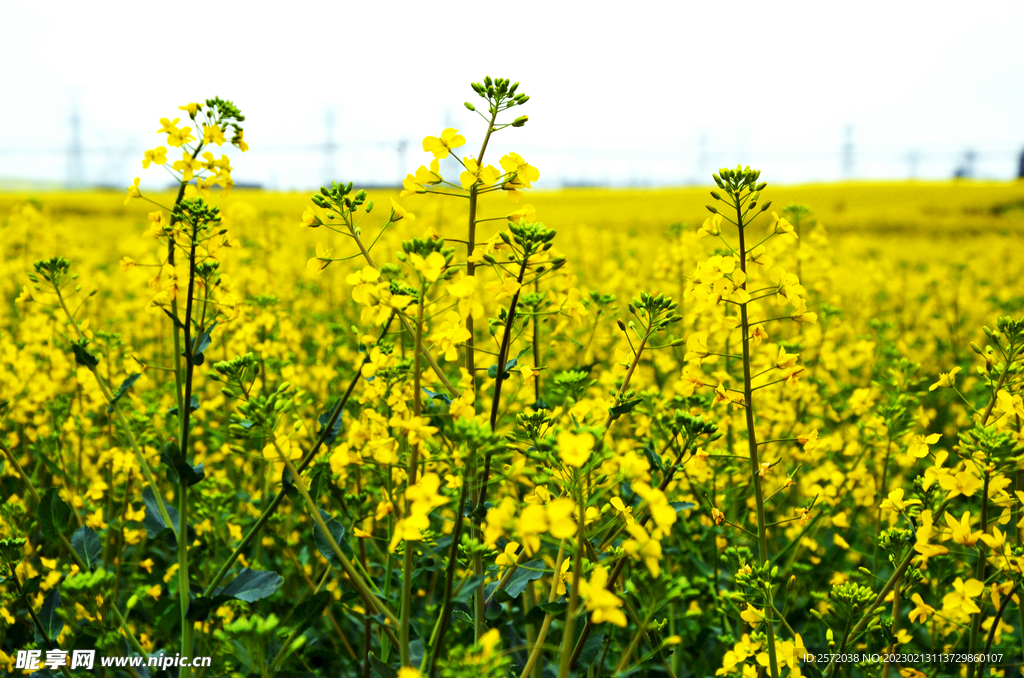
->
xmin=907 ymin=150 xmax=920 ymax=179
xmin=695 ymin=132 xmax=708 ymax=183
xmin=841 ymin=125 xmax=854 ymax=179
xmin=323 ymin=108 xmax=337 ymax=185
xmin=66 ymin=108 xmax=85 ymax=188
xmin=954 ymin=149 xmax=977 ymax=179
xmin=397 ymin=138 xmax=409 ymax=186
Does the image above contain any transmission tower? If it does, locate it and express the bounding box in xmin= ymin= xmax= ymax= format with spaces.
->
xmin=841 ymin=125 xmax=854 ymax=179
xmin=397 ymin=138 xmax=409 ymax=186
xmin=696 ymin=132 xmax=708 ymax=183
xmin=66 ymin=109 xmax=85 ymax=188
xmin=907 ymin=150 xmax=920 ymax=179
xmin=323 ymin=108 xmax=337 ymax=185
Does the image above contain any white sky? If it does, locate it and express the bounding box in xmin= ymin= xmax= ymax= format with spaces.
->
xmin=1 ymin=1 xmax=1022 ymax=188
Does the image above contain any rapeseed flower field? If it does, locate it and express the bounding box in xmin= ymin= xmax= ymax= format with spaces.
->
xmin=2 ymin=83 xmax=1024 ymax=678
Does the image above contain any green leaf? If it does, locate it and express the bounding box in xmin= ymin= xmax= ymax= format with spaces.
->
xmin=107 ymin=373 xmax=141 ymax=413
xmin=160 ymin=307 xmax=188 ymax=332
xmin=70 ymin=526 xmax=102 ymax=570
xmin=38 ymin=488 xmax=72 ymax=541
xmin=669 ymin=501 xmax=697 ymax=512
xmin=487 ymin=357 xmax=518 ymax=379
xmin=191 ymin=320 xmax=218 ymax=359
xmin=576 ymin=630 xmax=605 ymax=671
xmin=421 ymin=387 xmax=452 ymax=406
xmin=538 ymin=599 xmax=568 ymax=616
xmin=643 ymin=440 xmax=665 ymax=472
xmin=292 ymin=590 xmax=332 ymax=625
xmin=504 ymin=559 xmax=545 ymax=599
xmin=167 ymin=395 xmax=200 ymax=417
xmin=142 ymin=486 xmax=195 ymax=549
xmin=452 ymin=574 xmax=487 ymax=605
xmin=71 ymin=342 xmax=99 ymax=369
xmin=39 ymin=587 xmax=63 ymax=640
xmin=314 ymin=509 xmax=354 ymax=568
xmin=185 ymin=596 xmax=222 ymax=622
xmin=306 ymin=463 xmax=330 ymax=502
xmin=317 ymin=403 xmax=343 ymax=446
xmin=215 ymin=567 xmax=283 ymax=602
xmin=608 ymin=398 xmax=642 ymax=421
xmin=18 ymin=575 xmax=42 ymax=599
xmin=369 ymin=654 xmax=397 ymax=678
xmin=160 ymin=441 xmax=205 ymax=487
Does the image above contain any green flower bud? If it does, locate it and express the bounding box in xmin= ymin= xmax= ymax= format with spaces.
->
xmin=0 ymin=537 xmax=27 ymax=565
xmin=464 ymin=102 xmax=476 ymax=112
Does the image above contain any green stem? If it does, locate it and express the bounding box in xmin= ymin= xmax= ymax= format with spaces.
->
xmin=822 ymin=499 xmax=954 ymax=678
xmin=278 ymin=452 xmax=401 ymax=630
xmin=1 ymin=437 xmax=148 ymax=660
xmin=426 ymin=460 xmax=473 ymax=675
xmin=268 ymin=570 xmax=331 ymax=673
xmin=400 ymin=280 xmax=426 ymax=666
xmin=517 ymin=540 xmax=567 ymax=678
xmin=200 ymin=314 xmax=395 ymax=598
xmin=8 ymin=565 xmax=75 ymax=678
xmin=966 ymin=473 xmax=990 ymax=678
xmin=734 ymin=193 xmax=779 ymax=678
xmin=346 ymin=218 xmax=458 ymax=396
xmin=166 ymin=170 xmax=195 ymax=422
xmin=176 ymin=220 xmax=202 ymax=678
xmin=872 ymin=431 xmax=895 ymax=572
xmin=53 ymin=287 xmax=176 ymax=536
xmin=465 ymin=105 xmax=500 ymax=400
xmin=557 ymin=477 xmax=585 ymax=678
xmin=881 ymin=575 xmax=901 ymax=678
xmin=1017 ymin=468 xmax=1024 ymax=663
xmin=568 ymin=439 xmax=691 ymax=669
xmin=978 ymin=582 xmax=1018 ymax=678
xmin=479 ymin=256 xmax=530 ymax=504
